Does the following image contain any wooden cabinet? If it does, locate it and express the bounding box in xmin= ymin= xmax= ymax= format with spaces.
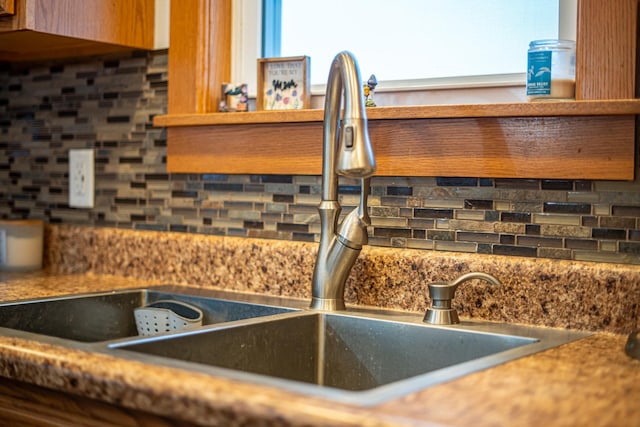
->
xmin=0 ymin=0 xmax=15 ymax=16
xmin=167 ymin=0 xmax=231 ymax=115
xmin=0 ymin=377 xmax=198 ymax=427
xmin=0 ymin=0 xmax=154 ymax=61
xmin=157 ymin=0 xmax=640 ymax=180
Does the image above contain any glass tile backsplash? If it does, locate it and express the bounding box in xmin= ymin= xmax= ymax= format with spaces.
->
xmin=1 ymin=51 xmax=640 ymax=264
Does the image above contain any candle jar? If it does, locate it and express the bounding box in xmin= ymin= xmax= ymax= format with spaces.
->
xmin=0 ymin=220 xmax=44 ymax=272
xmin=527 ymin=39 xmax=576 ymax=101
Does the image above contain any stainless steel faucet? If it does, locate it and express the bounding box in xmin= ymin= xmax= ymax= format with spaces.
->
xmin=310 ymin=51 xmax=376 ymax=311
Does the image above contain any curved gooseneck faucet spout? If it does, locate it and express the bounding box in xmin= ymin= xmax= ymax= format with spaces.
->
xmin=310 ymin=51 xmax=376 ymax=311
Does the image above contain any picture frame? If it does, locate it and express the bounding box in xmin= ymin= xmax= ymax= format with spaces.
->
xmin=257 ymin=56 xmax=310 ymax=111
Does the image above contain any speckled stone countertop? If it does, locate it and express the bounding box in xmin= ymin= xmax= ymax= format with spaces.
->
xmin=0 ymin=224 xmax=636 ymax=426
xmin=0 ymin=271 xmax=637 ymax=426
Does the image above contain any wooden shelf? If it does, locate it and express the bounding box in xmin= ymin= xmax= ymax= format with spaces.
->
xmin=154 ymin=99 xmax=640 ymax=127
xmin=156 ymin=100 xmax=640 ymax=180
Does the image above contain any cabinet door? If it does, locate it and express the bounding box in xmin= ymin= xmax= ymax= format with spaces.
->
xmin=0 ymin=0 xmax=15 ymax=16
xmin=0 ymin=0 xmax=154 ymax=60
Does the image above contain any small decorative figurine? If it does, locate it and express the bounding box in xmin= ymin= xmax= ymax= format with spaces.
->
xmin=364 ymin=74 xmax=378 ymax=107
xmin=219 ymin=83 xmax=249 ymax=112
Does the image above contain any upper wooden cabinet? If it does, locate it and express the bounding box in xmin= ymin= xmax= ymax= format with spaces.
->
xmin=0 ymin=0 xmax=154 ymax=61
xmin=167 ymin=0 xmax=231 ymax=115
xmin=0 ymin=0 xmax=15 ymax=16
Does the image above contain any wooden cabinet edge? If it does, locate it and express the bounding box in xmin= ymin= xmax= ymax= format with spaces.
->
xmin=165 ymin=115 xmax=636 ymax=180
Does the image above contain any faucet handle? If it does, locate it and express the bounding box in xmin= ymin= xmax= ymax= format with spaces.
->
xmin=336 ymin=178 xmax=371 ymax=249
xmin=423 ymin=272 xmax=501 ymax=325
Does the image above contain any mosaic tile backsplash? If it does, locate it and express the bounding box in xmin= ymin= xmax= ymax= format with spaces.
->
xmin=1 ymin=50 xmax=640 ymax=265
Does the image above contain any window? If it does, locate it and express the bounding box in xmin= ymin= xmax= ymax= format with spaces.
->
xmin=232 ymin=0 xmax=576 ymax=100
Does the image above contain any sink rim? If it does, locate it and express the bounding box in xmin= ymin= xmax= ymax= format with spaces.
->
xmin=0 ymin=285 xmax=310 ymax=310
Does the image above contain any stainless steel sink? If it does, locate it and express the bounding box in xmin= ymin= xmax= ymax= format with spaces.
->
xmin=110 ymin=310 xmax=588 ymax=404
xmin=0 ymin=286 xmax=298 ymax=342
xmin=0 ymin=285 xmax=589 ymax=404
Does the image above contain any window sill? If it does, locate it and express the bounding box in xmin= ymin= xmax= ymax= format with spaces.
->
xmin=155 ymin=100 xmax=640 ymax=180
xmin=155 ymin=100 xmax=640 ymax=126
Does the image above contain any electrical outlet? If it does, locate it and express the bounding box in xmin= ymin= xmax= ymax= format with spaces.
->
xmin=69 ymin=149 xmax=95 ymax=208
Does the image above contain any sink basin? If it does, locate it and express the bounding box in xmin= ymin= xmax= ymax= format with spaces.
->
xmin=115 ymin=313 xmax=534 ymax=389
xmin=111 ymin=311 xmax=588 ymax=404
xmin=0 ymin=287 xmax=296 ymax=343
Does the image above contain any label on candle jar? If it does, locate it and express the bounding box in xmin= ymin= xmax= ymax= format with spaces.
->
xmin=526 ymin=39 xmax=575 ymax=101
xmin=527 ymin=50 xmax=552 ymax=96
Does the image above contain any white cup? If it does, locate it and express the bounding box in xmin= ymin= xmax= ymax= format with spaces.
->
xmin=0 ymin=220 xmax=44 ymax=272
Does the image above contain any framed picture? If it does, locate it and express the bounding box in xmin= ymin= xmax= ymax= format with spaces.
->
xmin=257 ymin=56 xmax=310 ymax=111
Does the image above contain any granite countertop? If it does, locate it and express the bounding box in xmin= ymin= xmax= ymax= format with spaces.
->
xmin=0 ymin=271 xmax=638 ymax=427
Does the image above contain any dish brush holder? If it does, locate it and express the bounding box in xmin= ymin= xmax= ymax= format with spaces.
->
xmin=134 ymin=300 xmax=203 ymax=336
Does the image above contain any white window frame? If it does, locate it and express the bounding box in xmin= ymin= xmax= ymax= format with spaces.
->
xmin=231 ymin=0 xmax=263 ymax=97
xmin=231 ymin=0 xmax=577 ymax=102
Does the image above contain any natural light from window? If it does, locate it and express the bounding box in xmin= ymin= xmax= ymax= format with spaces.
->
xmin=278 ymin=0 xmax=560 ymax=86
xmin=232 ymin=0 xmax=575 ymax=100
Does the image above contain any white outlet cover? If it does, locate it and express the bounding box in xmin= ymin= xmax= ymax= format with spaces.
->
xmin=69 ymin=149 xmax=95 ymax=208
